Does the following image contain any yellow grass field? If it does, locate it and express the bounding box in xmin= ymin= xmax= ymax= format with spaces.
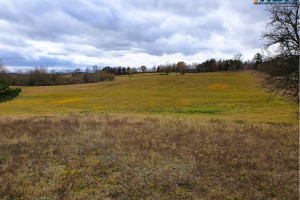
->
xmin=0 ymin=72 xmax=298 ymax=199
xmin=0 ymin=72 xmax=297 ymax=123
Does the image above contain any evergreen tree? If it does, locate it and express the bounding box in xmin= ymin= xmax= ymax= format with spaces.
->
xmin=0 ymin=78 xmax=21 ymax=103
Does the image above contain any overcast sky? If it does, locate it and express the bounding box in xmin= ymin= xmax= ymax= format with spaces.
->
xmin=0 ymin=0 xmax=267 ymax=71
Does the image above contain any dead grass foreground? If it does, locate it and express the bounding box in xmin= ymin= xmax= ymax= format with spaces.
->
xmin=0 ymin=114 xmax=298 ymax=199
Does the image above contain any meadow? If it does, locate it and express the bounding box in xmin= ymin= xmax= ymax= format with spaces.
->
xmin=0 ymin=72 xmax=297 ymax=123
xmin=0 ymin=114 xmax=298 ymax=199
xmin=0 ymin=72 xmax=298 ymax=199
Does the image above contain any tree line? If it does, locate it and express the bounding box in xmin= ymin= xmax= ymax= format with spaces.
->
xmin=0 ymin=65 xmax=115 ymax=86
xmin=0 ymin=51 xmax=264 ymax=86
xmin=93 ymin=53 xmax=262 ymax=76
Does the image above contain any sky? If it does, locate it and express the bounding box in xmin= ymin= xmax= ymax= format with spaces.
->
xmin=0 ymin=0 xmax=268 ymax=71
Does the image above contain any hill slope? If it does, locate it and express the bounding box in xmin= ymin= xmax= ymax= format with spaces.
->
xmin=0 ymin=72 xmax=297 ymax=123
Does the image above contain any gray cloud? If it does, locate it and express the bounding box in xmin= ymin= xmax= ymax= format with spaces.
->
xmin=0 ymin=0 xmax=268 ymax=69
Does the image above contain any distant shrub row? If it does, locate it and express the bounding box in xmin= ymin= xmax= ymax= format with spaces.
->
xmin=0 ymin=67 xmax=115 ymax=86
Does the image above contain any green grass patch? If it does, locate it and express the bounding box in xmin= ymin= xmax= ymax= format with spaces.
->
xmin=175 ymin=107 xmax=222 ymax=114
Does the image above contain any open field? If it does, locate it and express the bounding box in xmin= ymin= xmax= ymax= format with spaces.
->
xmin=0 ymin=72 xmax=298 ymax=123
xmin=0 ymin=72 xmax=298 ymax=199
xmin=0 ymin=114 xmax=298 ymax=199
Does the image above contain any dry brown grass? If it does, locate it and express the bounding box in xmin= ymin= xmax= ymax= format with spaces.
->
xmin=0 ymin=114 xmax=298 ymax=199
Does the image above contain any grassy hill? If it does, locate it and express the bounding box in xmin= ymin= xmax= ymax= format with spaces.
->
xmin=0 ymin=71 xmax=297 ymax=123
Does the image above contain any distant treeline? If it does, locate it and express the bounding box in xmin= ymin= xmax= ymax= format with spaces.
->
xmin=101 ymin=54 xmax=261 ymax=75
xmin=0 ymin=67 xmax=115 ymax=86
xmin=0 ymin=53 xmax=263 ymax=86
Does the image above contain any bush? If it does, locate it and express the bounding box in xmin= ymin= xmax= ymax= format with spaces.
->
xmin=0 ymin=78 xmax=21 ymax=103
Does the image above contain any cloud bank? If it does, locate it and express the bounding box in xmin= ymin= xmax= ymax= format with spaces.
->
xmin=0 ymin=0 xmax=267 ymax=70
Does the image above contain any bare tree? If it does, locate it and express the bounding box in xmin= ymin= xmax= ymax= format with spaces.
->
xmin=73 ymin=68 xmax=81 ymax=73
xmin=165 ymin=65 xmax=172 ymax=76
xmin=92 ymin=65 xmax=99 ymax=73
xmin=152 ymin=66 xmax=156 ymax=75
xmin=263 ymin=2 xmax=299 ymax=56
xmin=234 ymin=53 xmax=243 ymax=61
xmin=261 ymin=1 xmax=299 ymax=99
xmin=0 ymin=59 xmax=7 ymax=74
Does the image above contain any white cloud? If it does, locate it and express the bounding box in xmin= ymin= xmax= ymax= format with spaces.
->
xmin=0 ymin=0 xmax=268 ymax=70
